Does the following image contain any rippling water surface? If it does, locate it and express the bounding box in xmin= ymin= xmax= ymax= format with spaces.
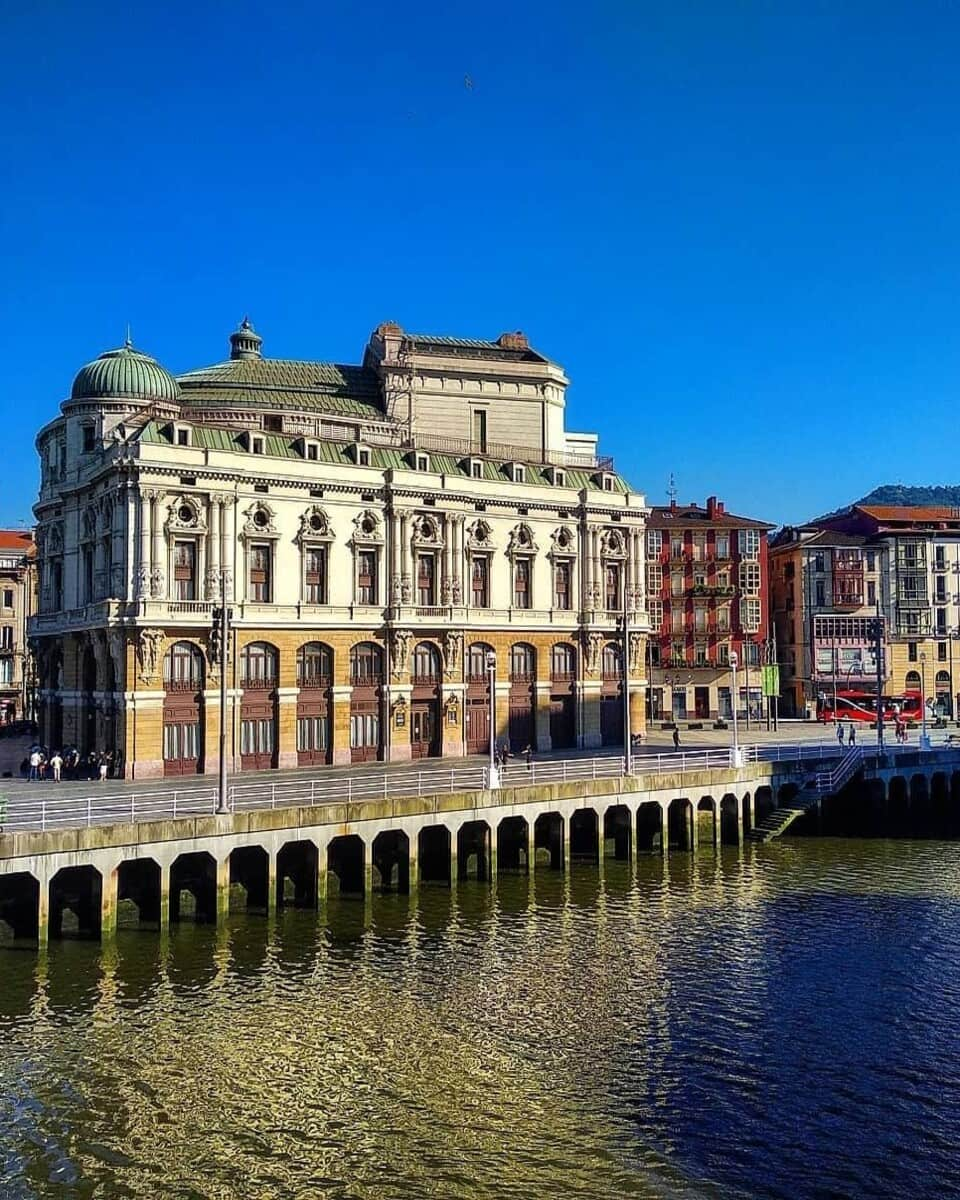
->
xmin=3 ymin=840 xmax=960 ymax=1198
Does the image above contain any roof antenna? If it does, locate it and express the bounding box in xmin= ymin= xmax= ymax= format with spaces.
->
xmin=124 ymin=323 xmax=132 ymax=349
xmin=667 ymin=473 xmax=678 ymax=505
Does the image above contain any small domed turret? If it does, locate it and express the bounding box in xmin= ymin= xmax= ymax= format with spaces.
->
xmin=229 ymin=316 xmax=263 ymax=360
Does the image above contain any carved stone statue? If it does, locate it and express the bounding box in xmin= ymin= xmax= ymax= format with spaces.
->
xmin=137 ymin=628 xmax=165 ymax=684
xmin=629 ymin=632 xmax=644 ymax=674
xmin=149 ymin=565 xmax=164 ymax=599
xmin=108 ymin=630 xmax=126 ymax=688
xmin=391 ymin=629 xmax=411 ymax=680
xmin=586 ymin=631 xmax=604 ymax=675
xmin=443 ymin=630 xmax=463 ymax=679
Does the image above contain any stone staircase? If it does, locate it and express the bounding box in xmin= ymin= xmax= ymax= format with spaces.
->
xmin=748 ymin=746 xmax=864 ymax=844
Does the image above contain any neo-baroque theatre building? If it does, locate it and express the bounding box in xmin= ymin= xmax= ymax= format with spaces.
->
xmin=29 ymin=320 xmax=650 ymax=778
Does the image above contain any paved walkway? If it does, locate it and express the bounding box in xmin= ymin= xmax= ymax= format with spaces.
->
xmin=0 ymin=719 xmax=943 ymax=805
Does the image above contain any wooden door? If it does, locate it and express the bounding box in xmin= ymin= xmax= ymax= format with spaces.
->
xmin=411 ymin=702 xmax=440 ymax=759
xmin=465 ymin=698 xmax=490 ymax=755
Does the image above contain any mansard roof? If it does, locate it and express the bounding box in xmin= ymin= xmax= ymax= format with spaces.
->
xmin=175 ymin=357 xmax=385 ymax=420
xmin=135 ymin=420 xmax=631 ymax=494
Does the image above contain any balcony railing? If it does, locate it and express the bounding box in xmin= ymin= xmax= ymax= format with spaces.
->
xmin=397 ymin=430 xmax=613 ymax=472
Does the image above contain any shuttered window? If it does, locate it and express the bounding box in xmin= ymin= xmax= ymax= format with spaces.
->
xmin=249 ymin=544 xmax=272 ymax=602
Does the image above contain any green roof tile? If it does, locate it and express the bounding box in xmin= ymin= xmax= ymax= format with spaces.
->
xmin=136 ymin=420 xmax=632 ymax=493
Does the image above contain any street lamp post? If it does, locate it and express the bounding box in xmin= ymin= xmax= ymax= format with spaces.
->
xmin=486 ymin=650 xmax=499 ymax=788
xmin=920 ymin=650 xmax=931 ymax=750
xmin=729 ymin=650 xmax=742 ymax=767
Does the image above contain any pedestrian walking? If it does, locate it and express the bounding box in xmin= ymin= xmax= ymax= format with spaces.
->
xmin=848 ymin=722 xmax=856 ymax=747
xmin=28 ymin=749 xmax=40 ymax=782
xmin=523 ymin=743 xmax=533 ymax=771
xmin=98 ymin=754 xmax=108 ymax=783
xmin=836 ymin=721 xmax=844 ymax=746
xmin=672 ymin=727 xmax=681 ymax=750
xmin=49 ymin=750 xmax=62 ymax=782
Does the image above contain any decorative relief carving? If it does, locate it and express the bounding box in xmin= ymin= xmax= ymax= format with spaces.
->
xmin=296 ymin=505 xmax=333 ymax=544
xmin=137 ymin=628 xmax=165 ymax=684
xmin=351 ymin=510 xmax=384 ymax=545
xmin=465 ymin=520 xmax=494 ymax=552
xmin=165 ymin=495 xmax=206 ymax=533
xmin=241 ymin=502 xmax=278 ymax=537
xmin=549 ymin=526 xmax=577 ymax=558
xmin=506 ymin=523 xmax=538 ymax=558
xmin=108 ymin=630 xmax=126 ymax=686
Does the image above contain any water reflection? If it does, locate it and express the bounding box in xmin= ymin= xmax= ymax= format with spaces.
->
xmin=3 ymin=843 xmax=960 ymax=1198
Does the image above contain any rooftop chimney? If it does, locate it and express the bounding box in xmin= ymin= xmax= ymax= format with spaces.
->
xmin=497 ymin=331 xmax=528 ymax=350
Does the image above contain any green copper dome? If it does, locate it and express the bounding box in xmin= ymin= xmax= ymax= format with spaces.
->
xmin=70 ymin=339 xmax=181 ymax=403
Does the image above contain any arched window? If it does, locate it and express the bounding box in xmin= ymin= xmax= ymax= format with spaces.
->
xmin=510 ymin=643 xmax=536 ymax=682
xmin=467 ymin=642 xmax=494 ymax=683
xmin=905 ymin=670 xmax=922 ymax=689
xmin=241 ymin=642 xmax=278 ymax=687
xmin=297 ymin=642 xmax=332 ymax=687
xmin=936 ymin=670 xmax=951 ymax=687
xmin=412 ymin=642 xmax=441 ymax=684
xmin=164 ymin=641 xmax=204 ymax=690
xmin=602 ymin=642 xmax=622 ymax=680
xmin=551 ymin=643 xmax=576 ymax=681
xmin=350 ymin=642 xmax=383 ymax=685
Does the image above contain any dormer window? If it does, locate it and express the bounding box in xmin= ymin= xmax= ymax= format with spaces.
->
xmin=351 ymin=443 xmax=372 ymax=467
xmin=593 ymin=471 xmax=616 ymax=492
xmin=603 ymin=476 xmax=614 ymax=492
xmin=175 ymin=426 xmax=190 ymax=447
xmin=417 ymin=454 xmax=429 ymax=472
xmin=359 ymin=450 xmax=371 ymax=466
xmin=545 ymin=466 xmax=566 ymax=487
xmin=251 ymin=436 xmax=265 ymax=455
xmin=472 ymin=461 xmax=482 ymax=479
xmin=307 ymin=443 xmax=318 ymax=461
xmin=505 ymin=462 xmax=525 ymax=484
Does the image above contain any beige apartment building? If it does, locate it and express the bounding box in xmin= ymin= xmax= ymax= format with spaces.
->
xmin=29 ymin=320 xmax=649 ymax=777
xmin=771 ymin=505 xmax=960 ymax=718
xmin=0 ymin=530 xmax=37 ymax=725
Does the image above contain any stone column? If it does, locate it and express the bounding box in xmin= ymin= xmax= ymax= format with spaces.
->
xmin=441 ymin=517 xmax=453 ymax=604
xmin=488 ymin=823 xmax=498 ymax=881
xmin=275 ymin=687 xmax=299 ymax=770
xmin=149 ymin=492 xmax=164 ymax=598
xmin=221 ymin=496 xmax=235 ymax=600
xmin=526 ymin=821 xmax=536 ymax=875
xmin=331 ymin=685 xmax=352 ymax=766
xmin=111 ymin=489 xmax=125 ymax=599
xmin=159 ymin=861 xmax=171 ymax=930
xmin=207 ymin=496 xmax=221 ymax=600
xmin=125 ymin=484 xmax=137 ymax=601
xmin=390 ymin=510 xmax=402 ymax=603
xmin=658 ymin=803 xmax=668 ymax=856
xmin=101 ymin=863 xmax=119 ymax=939
xmin=591 ymin=529 xmax=601 ymax=612
xmin=407 ymin=837 xmax=420 ymax=894
xmin=137 ymin=491 xmax=151 ymax=599
xmin=216 ymin=856 xmax=230 ymax=922
xmin=452 ymin=517 xmax=463 ymax=604
xmin=399 ymin=513 xmax=410 ymax=601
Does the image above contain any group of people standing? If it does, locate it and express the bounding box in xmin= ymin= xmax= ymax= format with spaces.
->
xmin=24 ymin=746 xmax=117 ymax=782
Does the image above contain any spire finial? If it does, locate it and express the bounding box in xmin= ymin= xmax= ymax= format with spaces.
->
xmin=124 ymin=323 xmax=133 ymax=349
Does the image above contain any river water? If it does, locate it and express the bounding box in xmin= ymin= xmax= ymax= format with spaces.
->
xmin=2 ymin=839 xmax=960 ymax=1199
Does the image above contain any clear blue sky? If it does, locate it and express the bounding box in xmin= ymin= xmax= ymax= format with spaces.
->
xmin=2 ymin=1 xmax=958 ymax=528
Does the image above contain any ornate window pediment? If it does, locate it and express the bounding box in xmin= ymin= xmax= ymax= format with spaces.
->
xmin=241 ymin=501 xmax=279 ymax=538
xmin=351 ymin=509 xmax=384 ymax=546
xmin=411 ymin=513 xmax=443 ymax=548
xmin=507 ymin=523 xmax=538 ymax=558
xmin=549 ymin=525 xmax=577 ymax=558
xmin=166 ymin=494 xmax=207 ymax=533
xmin=297 ymin=504 xmax=333 ymax=544
xmin=44 ymin=523 xmax=64 ymax=554
xmin=466 ymin=519 xmax=494 ymax=552
xmin=601 ymin=528 xmax=627 ymax=558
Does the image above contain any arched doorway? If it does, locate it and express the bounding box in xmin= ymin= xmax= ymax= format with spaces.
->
xmin=296 ymin=642 xmax=332 ymax=766
xmin=349 ymin=642 xmax=384 ymax=762
xmin=410 ymin=641 xmax=441 ymax=758
xmin=509 ymin=643 xmax=536 ymax=752
xmin=466 ymin=642 xmax=493 ymax=755
xmin=550 ymin=643 xmax=576 ymax=749
xmin=600 ymin=642 xmax=624 ymax=746
xmin=936 ymin=670 xmax=952 ymax=717
xmin=240 ymin=642 xmax=278 ymax=770
xmin=162 ymin=641 xmax=204 ymax=775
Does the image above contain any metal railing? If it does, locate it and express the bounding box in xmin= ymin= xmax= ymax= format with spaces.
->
xmin=814 ymin=746 xmax=864 ymax=796
xmin=0 ymin=747 xmax=763 ymax=834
